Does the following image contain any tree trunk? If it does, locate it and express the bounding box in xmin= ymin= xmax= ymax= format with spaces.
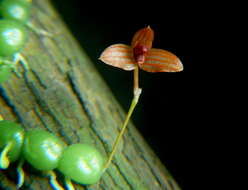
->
xmin=0 ymin=0 xmax=181 ymax=189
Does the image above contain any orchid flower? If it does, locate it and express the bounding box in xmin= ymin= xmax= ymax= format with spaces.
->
xmin=100 ymin=26 xmax=183 ymax=73
xmin=100 ymin=26 xmax=183 ymax=170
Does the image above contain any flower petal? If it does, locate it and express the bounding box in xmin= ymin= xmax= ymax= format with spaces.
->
xmin=131 ymin=26 xmax=154 ymax=49
xmin=140 ymin=48 xmax=184 ymax=72
xmin=99 ymin=44 xmax=136 ymax=71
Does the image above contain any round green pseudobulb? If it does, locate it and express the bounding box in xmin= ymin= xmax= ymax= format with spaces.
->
xmin=58 ymin=144 xmax=104 ymax=185
xmin=0 ymin=0 xmax=31 ymax=23
xmin=0 ymin=120 xmax=25 ymax=162
xmin=0 ymin=63 xmax=12 ymax=83
xmin=0 ymin=19 xmax=27 ymax=57
xmin=23 ymin=130 xmax=65 ymax=171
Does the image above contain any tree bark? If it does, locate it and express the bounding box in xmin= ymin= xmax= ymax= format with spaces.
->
xmin=0 ymin=0 xmax=181 ymax=189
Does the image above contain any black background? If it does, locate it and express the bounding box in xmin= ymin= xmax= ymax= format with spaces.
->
xmin=50 ymin=0 xmax=227 ymax=189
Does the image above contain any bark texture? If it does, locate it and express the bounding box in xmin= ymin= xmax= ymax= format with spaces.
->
xmin=0 ymin=0 xmax=181 ymax=189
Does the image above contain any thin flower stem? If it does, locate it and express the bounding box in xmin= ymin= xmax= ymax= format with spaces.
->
xmin=103 ymin=67 xmax=141 ymax=171
xmin=134 ymin=66 xmax=139 ymax=92
xmin=133 ymin=67 xmax=142 ymax=99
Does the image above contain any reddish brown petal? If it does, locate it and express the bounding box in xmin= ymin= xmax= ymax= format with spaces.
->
xmin=131 ymin=26 xmax=154 ymax=49
xmin=99 ymin=44 xmax=136 ymax=71
xmin=140 ymin=48 xmax=184 ymax=72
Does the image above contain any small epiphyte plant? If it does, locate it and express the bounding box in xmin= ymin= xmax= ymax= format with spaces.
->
xmin=0 ymin=0 xmax=50 ymax=84
xmin=0 ymin=26 xmax=184 ymax=190
xmin=0 ymin=115 xmax=104 ymax=190
xmin=100 ymin=26 xmax=184 ymax=170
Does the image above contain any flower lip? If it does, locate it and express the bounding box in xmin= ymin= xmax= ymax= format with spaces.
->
xmin=133 ymin=44 xmax=149 ymax=64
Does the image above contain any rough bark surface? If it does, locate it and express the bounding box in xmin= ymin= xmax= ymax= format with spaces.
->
xmin=0 ymin=0 xmax=181 ymax=189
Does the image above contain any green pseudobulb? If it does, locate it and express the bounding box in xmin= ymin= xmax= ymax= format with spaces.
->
xmin=23 ymin=130 xmax=65 ymax=171
xmin=58 ymin=144 xmax=104 ymax=185
xmin=0 ymin=120 xmax=25 ymax=162
xmin=0 ymin=19 xmax=27 ymax=57
xmin=0 ymin=0 xmax=31 ymax=23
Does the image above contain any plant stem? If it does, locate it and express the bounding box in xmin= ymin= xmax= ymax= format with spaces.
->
xmin=103 ymin=67 xmax=141 ymax=171
xmin=134 ymin=66 xmax=139 ymax=92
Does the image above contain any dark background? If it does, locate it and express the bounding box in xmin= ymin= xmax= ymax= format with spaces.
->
xmin=50 ymin=1 xmax=226 ymax=189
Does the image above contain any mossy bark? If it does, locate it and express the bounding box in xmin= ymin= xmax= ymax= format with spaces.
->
xmin=0 ymin=0 xmax=181 ymax=189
